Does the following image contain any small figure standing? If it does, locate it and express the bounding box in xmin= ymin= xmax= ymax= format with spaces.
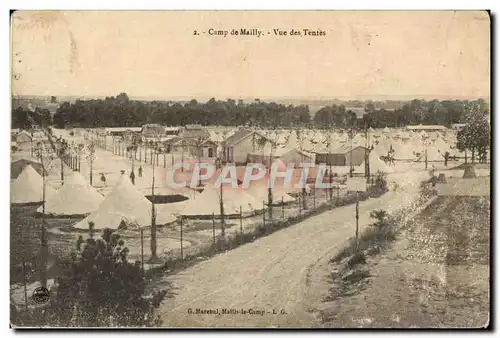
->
xmin=444 ymin=151 xmax=450 ymax=167
xmin=100 ymin=173 xmax=107 ymax=187
xmin=138 ymin=165 xmax=143 ymax=178
xmin=129 ymin=170 xmax=136 ymax=185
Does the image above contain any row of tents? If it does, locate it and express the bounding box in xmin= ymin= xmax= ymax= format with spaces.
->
xmin=10 ymin=164 xmax=306 ymax=231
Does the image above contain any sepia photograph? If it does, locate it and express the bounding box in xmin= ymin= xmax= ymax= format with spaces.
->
xmin=9 ymin=10 xmax=491 ymax=328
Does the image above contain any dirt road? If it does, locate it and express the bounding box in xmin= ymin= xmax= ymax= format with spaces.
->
xmin=158 ymin=172 xmax=427 ymax=328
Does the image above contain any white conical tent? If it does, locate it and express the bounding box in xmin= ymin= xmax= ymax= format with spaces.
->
xmin=391 ymin=139 xmax=413 ymax=160
xmin=37 ymin=172 xmax=104 ymax=215
xmin=422 ymin=144 xmax=444 ymax=162
xmin=355 ymin=152 xmax=394 ymax=174
xmin=223 ymin=185 xmax=266 ymax=214
xmin=247 ymin=177 xmax=295 ymax=204
xmin=352 ymin=134 xmax=366 ymax=147
xmin=11 ymin=165 xmax=56 ymax=204
xmin=180 ymin=184 xmax=263 ymax=217
xmin=433 ymin=137 xmax=450 ymax=153
xmin=74 ymin=175 xmax=172 ymax=230
xmin=373 ymin=141 xmax=388 ymax=157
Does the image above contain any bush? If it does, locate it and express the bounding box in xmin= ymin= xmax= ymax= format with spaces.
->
xmin=373 ymin=171 xmax=388 ymax=192
xmin=346 ymin=252 xmax=366 ymax=268
xmin=13 ymin=228 xmax=167 ymax=327
xmin=369 ymin=209 xmax=389 ymax=228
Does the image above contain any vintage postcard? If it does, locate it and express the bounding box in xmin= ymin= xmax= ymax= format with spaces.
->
xmin=10 ymin=10 xmax=490 ymax=328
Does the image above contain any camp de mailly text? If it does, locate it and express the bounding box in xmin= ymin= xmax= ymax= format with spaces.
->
xmin=204 ymin=28 xmax=327 ymax=37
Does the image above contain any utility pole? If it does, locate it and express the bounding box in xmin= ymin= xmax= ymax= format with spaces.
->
xmin=240 ymin=206 xmax=243 ymax=234
xmin=364 ymin=121 xmax=371 ymax=180
xmin=350 ymin=127 xmax=354 ymax=178
xmin=22 ymin=257 xmax=28 ymax=312
xmin=35 ymin=143 xmax=49 ymax=289
xmin=140 ymin=227 xmax=144 ymax=273
xmin=180 ymin=216 xmax=183 ymax=260
xmin=150 ymin=143 xmax=157 ymax=261
xmin=212 ymin=213 xmax=216 ymax=246
xmin=355 ymin=193 xmax=360 ymax=252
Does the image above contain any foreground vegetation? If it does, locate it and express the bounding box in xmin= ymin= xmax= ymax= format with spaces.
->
xmin=11 ymin=229 xmax=168 ymax=327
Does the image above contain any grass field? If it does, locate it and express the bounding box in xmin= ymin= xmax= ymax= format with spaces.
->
xmin=320 ymin=195 xmax=490 ymax=328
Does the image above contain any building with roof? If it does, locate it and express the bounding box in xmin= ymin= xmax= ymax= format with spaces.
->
xmin=105 ymin=127 xmax=142 ymax=136
xmin=247 ymin=144 xmax=313 ymax=166
xmin=15 ymin=130 xmax=32 ymax=144
xmin=314 ymin=145 xmax=369 ymax=167
xmin=141 ymin=124 xmax=166 ymax=137
xmin=405 ymin=124 xmax=447 ymax=132
xmin=222 ymin=130 xmax=270 ymax=165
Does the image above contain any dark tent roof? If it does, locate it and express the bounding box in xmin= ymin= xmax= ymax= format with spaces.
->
xmin=11 ymin=159 xmax=46 ymax=179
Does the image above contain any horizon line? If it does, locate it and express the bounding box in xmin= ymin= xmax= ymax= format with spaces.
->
xmin=12 ymin=94 xmax=490 ymax=102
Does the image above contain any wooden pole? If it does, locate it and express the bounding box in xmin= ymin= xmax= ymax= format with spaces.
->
xmin=263 ymin=201 xmax=266 ymax=226
xmin=22 ymin=257 xmax=28 ymax=312
xmin=180 ymin=216 xmax=184 ymax=260
xmin=313 ymin=187 xmax=316 ymax=209
xmin=212 ymin=212 xmax=216 ymax=246
xmin=281 ymin=196 xmax=284 ymax=221
xmin=355 ymin=193 xmax=360 ymax=252
xmin=240 ymin=206 xmax=243 ymax=234
xmin=298 ymin=193 xmax=302 ymax=214
xmin=140 ymin=228 xmax=144 ymax=273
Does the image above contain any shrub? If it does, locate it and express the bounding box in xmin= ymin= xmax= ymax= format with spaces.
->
xmin=346 ymin=252 xmax=366 ymax=268
xmin=369 ymin=171 xmax=388 ymax=193
xmin=13 ymin=228 xmax=167 ymax=327
xmin=369 ymin=209 xmax=389 ymax=228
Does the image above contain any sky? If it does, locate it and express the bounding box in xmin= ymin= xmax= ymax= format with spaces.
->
xmin=11 ymin=10 xmax=490 ymax=100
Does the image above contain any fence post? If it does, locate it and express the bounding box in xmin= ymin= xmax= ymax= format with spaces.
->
xmin=298 ymin=193 xmax=302 ymax=214
xmin=355 ymin=193 xmax=360 ymax=252
xmin=240 ymin=206 xmax=243 ymax=234
xmin=22 ymin=257 xmax=28 ymax=312
xmin=212 ymin=212 xmax=215 ymax=246
xmin=281 ymin=196 xmax=284 ymax=221
xmin=263 ymin=201 xmax=266 ymax=226
xmin=313 ymin=187 xmax=316 ymax=209
xmin=337 ymin=186 xmax=340 ymax=205
xmin=140 ymin=228 xmax=144 ymax=273
xmin=180 ymin=216 xmax=184 ymax=260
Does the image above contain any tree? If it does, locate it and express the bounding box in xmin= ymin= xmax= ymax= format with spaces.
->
xmin=216 ymin=129 xmax=230 ymax=236
xmin=33 ymin=141 xmax=55 ymax=289
xmin=57 ymin=139 xmax=69 ymax=184
xmin=295 ymin=128 xmax=309 ymax=210
xmin=456 ymin=109 xmax=490 ymax=164
xmin=19 ymin=229 xmax=167 ymax=327
xmin=194 ymin=137 xmax=207 ymax=187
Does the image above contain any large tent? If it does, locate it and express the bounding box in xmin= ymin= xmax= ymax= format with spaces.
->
xmin=11 ymin=165 xmax=56 ymax=204
xmin=355 ymin=151 xmax=395 ymax=174
xmin=246 ymin=176 xmax=296 ymax=205
xmin=37 ymin=172 xmax=104 ymax=215
xmin=180 ymin=183 xmax=265 ymax=218
xmin=391 ymin=139 xmax=413 ymax=160
xmin=74 ymin=175 xmax=175 ymax=230
xmin=11 ymin=158 xmax=46 ymax=179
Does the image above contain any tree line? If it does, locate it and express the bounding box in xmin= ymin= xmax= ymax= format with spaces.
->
xmin=12 ymin=93 xmax=489 ymax=130
xmin=314 ymin=98 xmax=490 ymax=129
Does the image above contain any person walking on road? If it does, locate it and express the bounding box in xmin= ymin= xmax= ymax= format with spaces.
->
xmin=130 ymin=170 xmax=136 ymax=185
xmin=138 ymin=165 xmax=143 ymax=178
xmin=100 ymin=173 xmax=107 ymax=187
